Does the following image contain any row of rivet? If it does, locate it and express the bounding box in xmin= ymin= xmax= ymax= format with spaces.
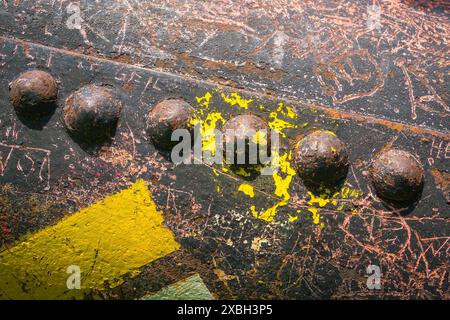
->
xmin=9 ymin=70 xmax=425 ymax=205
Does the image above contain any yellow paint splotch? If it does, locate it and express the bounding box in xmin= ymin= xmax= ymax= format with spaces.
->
xmin=250 ymin=150 xmax=297 ymax=223
xmin=0 ymin=180 xmax=180 ymax=299
xmin=276 ymin=103 xmax=297 ymax=119
xmin=287 ymin=186 xmax=363 ymax=227
xmin=221 ymin=92 xmax=252 ymax=110
xmin=238 ymin=183 xmax=255 ymax=198
xmin=268 ymin=103 xmax=298 ymax=138
xmin=249 ymin=102 xmax=298 ymax=223
xmin=191 ymin=112 xmax=226 ymax=156
xmin=191 ymin=90 xmax=363 ymax=227
xmin=307 ymin=191 xmax=330 ymax=207
xmin=307 ymin=208 xmax=321 ymax=225
xmin=190 ymin=92 xmax=226 ymax=157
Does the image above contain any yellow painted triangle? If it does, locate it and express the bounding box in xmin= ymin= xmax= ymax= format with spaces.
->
xmin=0 ymin=179 xmax=180 ymax=299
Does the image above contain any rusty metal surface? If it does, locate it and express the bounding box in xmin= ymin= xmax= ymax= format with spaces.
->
xmin=294 ymin=130 xmax=350 ymax=189
xmin=1 ymin=0 xmax=448 ymax=131
xmin=147 ymin=98 xmax=193 ymax=151
xmin=0 ymin=0 xmax=449 ymax=300
xmin=370 ymin=149 xmax=425 ymax=204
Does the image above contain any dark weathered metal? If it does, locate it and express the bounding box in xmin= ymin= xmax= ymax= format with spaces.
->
xmin=63 ymin=85 xmax=123 ymax=145
xmin=370 ymin=149 xmax=425 ymax=204
xmin=222 ymin=114 xmax=270 ymax=165
xmin=2 ymin=1 xmax=448 ymax=131
xmin=0 ymin=0 xmax=449 ymax=300
xmin=293 ymin=130 xmax=349 ymax=190
xmin=147 ymin=98 xmax=192 ymax=150
xmin=9 ymin=70 xmax=58 ymax=117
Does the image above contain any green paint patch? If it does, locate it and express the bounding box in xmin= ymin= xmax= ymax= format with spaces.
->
xmin=140 ymin=274 xmax=214 ymax=300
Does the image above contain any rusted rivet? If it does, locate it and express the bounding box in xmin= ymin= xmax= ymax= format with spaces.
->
xmin=370 ymin=149 xmax=424 ymax=203
xmin=146 ymin=98 xmax=192 ymax=150
xmin=9 ymin=70 xmax=58 ymax=116
xmin=222 ymin=114 xmax=270 ymax=165
xmin=63 ymin=85 xmax=122 ymax=143
xmin=293 ymin=130 xmax=349 ymax=189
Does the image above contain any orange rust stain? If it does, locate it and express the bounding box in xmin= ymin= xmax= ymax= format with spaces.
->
xmin=321 ymin=107 xmax=449 ymax=139
xmin=431 ymin=168 xmax=450 ymax=198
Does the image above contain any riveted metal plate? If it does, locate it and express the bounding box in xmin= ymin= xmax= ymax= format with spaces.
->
xmin=0 ymin=0 xmax=449 ymax=300
xmin=1 ymin=1 xmax=448 ymax=131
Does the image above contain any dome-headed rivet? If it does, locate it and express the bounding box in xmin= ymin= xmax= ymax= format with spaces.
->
xmin=9 ymin=70 xmax=58 ymax=116
xmin=63 ymin=85 xmax=122 ymax=144
xmin=146 ymin=98 xmax=192 ymax=150
xmin=222 ymin=114 xmax=270 ymax=165
xmin=293 ymin=130 xmax=349 ymax=189
xmin=370 ymin=149 xmax=424 ymax=203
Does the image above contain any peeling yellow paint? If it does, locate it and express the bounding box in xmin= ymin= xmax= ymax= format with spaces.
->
xmin=197 ymin=91 xmax=212 ymax=108
xmin=192 ymin=90 xmax=363 ymax=227
xmin=307 ymin=191 xmax=330 ymax=207
xmin=221 ymin=92 xmax=252 ymax=109
xmin=238 ymin=183 xmax=255 ymax=198
xmin=251 ymin=204 xmax=279 ymax=222
xmin=300 ymin=186 xmax=362 ymax=225
xmin=253 ymin=130 xmax=268 ymax=145
xmin=268 ymin=112 xmax=297 ymax=138
xmin=190 ymin=112 xmax=226 ymax=156
xmin=247 ymin=102 xmax=299 ymax=223
xmin=276 ymin=102 xmax=297 ymax=119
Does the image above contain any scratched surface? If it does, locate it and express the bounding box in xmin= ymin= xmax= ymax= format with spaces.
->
xmin=0 ymin=0 xmax=449 ymax=131
xmin=0 ymin=0 xmax=449 ymax=300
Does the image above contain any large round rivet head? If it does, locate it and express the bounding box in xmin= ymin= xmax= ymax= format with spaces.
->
xmin=63 ymin=85 xmax=122 ymax=143
xmin=370 ymin=149 xmax=424 ymax=203
xmin=294 ymin=130 xmax=349 ymax=188
xmin=146 ymin=99 xmax=192 ymax=150
xmin=222 ymin=114 xmax=270 ymax=165
xmin=9 ymin=70 xmax=58 ymax=115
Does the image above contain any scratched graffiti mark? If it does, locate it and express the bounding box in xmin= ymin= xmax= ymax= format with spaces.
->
xmin=427 ymin=137 xmax=450 ymax=166
xmin=162 ymin=167 xmax=449 ymax=299
xmin=0 ymin=1 xmax=448 ymax=134
xmin=17 ymin=0 xmax=441 ymax=129
xmin=314 ymin=49 xmax=385 ymax=105
xmin=0 ymin=142 xmax=51 ymax=190
xmin=395 ymin=59 xmax=450 ymax=120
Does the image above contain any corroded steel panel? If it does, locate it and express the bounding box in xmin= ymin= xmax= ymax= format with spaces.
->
xmin=0 ymin=0 xmax=448 ymax=300
xmin=1 ymin=0 xmax=448 ymax=130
